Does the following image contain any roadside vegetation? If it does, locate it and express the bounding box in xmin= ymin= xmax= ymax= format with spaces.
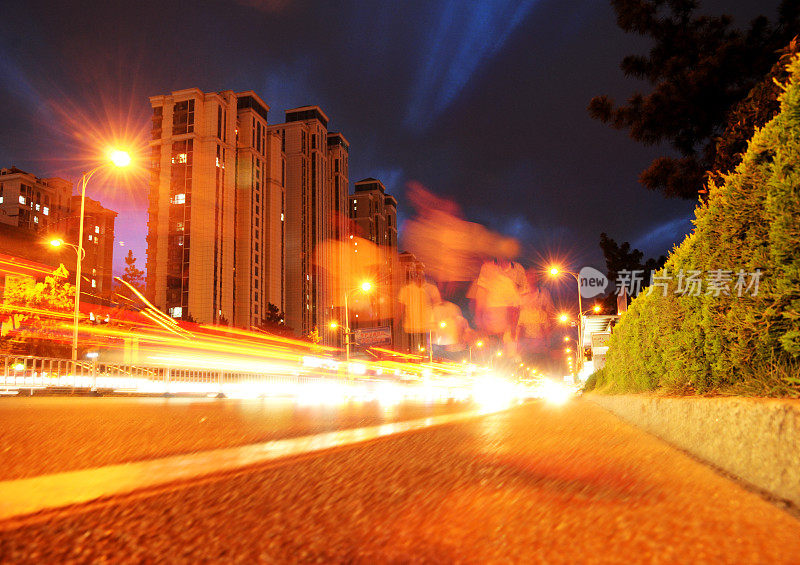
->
xmin=590 ymin=55 xmax=800 ymax=397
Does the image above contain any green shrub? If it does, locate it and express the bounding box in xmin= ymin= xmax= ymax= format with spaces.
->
xmin=602 ymin=55 xmax=800 ymax=396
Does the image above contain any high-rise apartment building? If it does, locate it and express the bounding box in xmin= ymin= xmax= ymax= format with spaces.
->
xmin=146 ymin=88 xmax=284 ymax=326
xmin=349 ymin=178 xmax=399 ymax=345
xmin=0 ymin=167 xmax=117 ymax=298
xmin=234 ymin=94 xmax=285 ymax=328
xmin=267 ymin=107 xmax=349 ymax=338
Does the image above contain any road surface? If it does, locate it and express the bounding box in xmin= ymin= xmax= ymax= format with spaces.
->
xmin=0 ymin=397 xmax=798 ymax=563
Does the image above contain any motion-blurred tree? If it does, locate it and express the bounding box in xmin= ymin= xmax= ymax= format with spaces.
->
xmin=1 ymin=265 xmax=75 ymax=356
xmin=589 ymin=0 xmax=799 ymax=198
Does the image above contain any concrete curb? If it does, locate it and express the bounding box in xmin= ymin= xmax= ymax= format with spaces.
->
xmin=586 ymin=394 xmax=800 ymax=507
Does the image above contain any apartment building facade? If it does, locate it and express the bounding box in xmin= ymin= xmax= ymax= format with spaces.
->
xmin=0 ymin=167 xmax=117 ymax=298
xmin=267 ymin=107 xmax=349 ymax=338
xmin=146 ymin=88 xmax=284 ymax=326
xmin=348 ymin=177 xmax=399 ymax=346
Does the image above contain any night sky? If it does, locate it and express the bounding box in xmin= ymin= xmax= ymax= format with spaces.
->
xmin=0 ymin=0 xmax=781 ymax=277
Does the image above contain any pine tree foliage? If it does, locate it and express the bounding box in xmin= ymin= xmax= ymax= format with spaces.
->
xmin=598 ymin=55 xmax=800 ymax=394
xmin=121 ymin=250 xmax=145 ymax=292
xmin=599 ymin=232 xmax=667 ymax=295
xmin=589 ymin=0 xmax=799 ymax=198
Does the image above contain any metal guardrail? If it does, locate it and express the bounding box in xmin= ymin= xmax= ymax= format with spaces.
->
xmin=0 ymin=355 xmax=333 ymax=396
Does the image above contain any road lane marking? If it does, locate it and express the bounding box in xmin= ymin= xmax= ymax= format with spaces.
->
xmin=0 ymin=406 xmax=509 ymax=521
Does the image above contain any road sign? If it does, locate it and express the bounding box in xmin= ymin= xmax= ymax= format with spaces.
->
xmin=354 ymin=326 xmax=392 ymax=346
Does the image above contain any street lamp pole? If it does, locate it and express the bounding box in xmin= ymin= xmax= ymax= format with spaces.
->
xmin=342 ymin=281 xmax=372 ymax=378
xmin=59 ymin=150 xmax=131 ymax=363
xmin=70 ymin=166 xmax=105 ymax=362
xmin=72 ymin=171 xmax=90 ymax=362
xmin=550 ymin=267 xmax=583 ymax=371
xmin=343 ymin=289 xmax=352 ymax=371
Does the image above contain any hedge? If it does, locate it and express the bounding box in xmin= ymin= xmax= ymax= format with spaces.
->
xmin=600 ymin=55 xmax=800 ymax=394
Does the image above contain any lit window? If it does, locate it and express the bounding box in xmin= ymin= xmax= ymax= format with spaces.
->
xmin=42 ymin=206 xmax=48 ymax=215
xmin=33 ymin=216 xmax=39 ymax=224
xmin=35 ymin=203 xmax=40 ymax=211
xmin=171 ymin=153 xmax=187 ymax=164
xmin=94 ymin=226 xmax=100 ymax=234
xmin=88 ymin=234 xmax=93 ymax=241
xmin=216 ymin=156 xmax=221 ymax=168
xmin=169 ymin=306 xmax=183 ymax=318
xmin=91 ymin=279 xmax=96 ymax=288
xmin=280 ymin=213 xmax=284 ymax=221
xmin=171 ymin=194 xmax=186 ymax=204
xmin=176 ymin=221 xmax=184 ymax=231
xmin=19 ymin=195 xmax=25 ymax=205
xmin=0 ymin=196 xmax=4 ymax=204
xmin=92 ymin=269 xmax=96 ymax=276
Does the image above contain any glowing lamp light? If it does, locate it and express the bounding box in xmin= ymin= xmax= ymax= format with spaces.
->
xmin=563 ymin=336 xmax=569 ymax=342
xmin=549 ymin=267 xmax=560 ymax=276
xmin=360 ymin=281 xmax=372 ymax=292
xmin=565 ymin=348 xmax=571 ymax=353
xmin=49 ymin=239 xmax=64 ymax=247
xmin=496 ymin=351 xmax=502 ymax=357
xmin=328 ymin=321 xmax=339 ymax=330
xmin=109 ymin=149 xmax=132 ymax=168
xmin=476 ymin=340 xmax=484 ymax=348
xmin=593 ymin=305 xmax=602 ymax=313
xmin=439 ymin=321 xmax=447 ymax=328
xmin=559 ymin=313 xmax=569 ymax=323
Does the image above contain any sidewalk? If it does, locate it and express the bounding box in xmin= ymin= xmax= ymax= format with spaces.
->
xmin=587 ymin=394 xmax=800 ymax=507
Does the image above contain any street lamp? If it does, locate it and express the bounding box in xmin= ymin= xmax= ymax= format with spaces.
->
xmin=342 ymin=280 xmax=373 ymax=376
xmin=54 ymin=150 xmax=131 ymax=362
xmin=468 ymin=339 xmax=484 ymax=364
xmin=549 ymin=266 xmax=585 ymax=371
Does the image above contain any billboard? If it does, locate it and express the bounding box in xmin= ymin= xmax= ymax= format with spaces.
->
xmin=354 ymin=326 xmax=392 ymax=346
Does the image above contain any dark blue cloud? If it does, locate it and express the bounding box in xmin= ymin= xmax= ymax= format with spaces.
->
xmin=403 ymin=0 xmax=539 ymax=132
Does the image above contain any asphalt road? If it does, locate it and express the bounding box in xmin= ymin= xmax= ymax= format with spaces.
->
xmin=1 ymin=399 xmax=799 ymax=563
xmin=0 ymin=396 xmax=472 ymax=480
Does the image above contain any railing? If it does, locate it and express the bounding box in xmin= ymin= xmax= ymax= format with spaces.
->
xmin=0 ymin=355 xmax=344 ymax=397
